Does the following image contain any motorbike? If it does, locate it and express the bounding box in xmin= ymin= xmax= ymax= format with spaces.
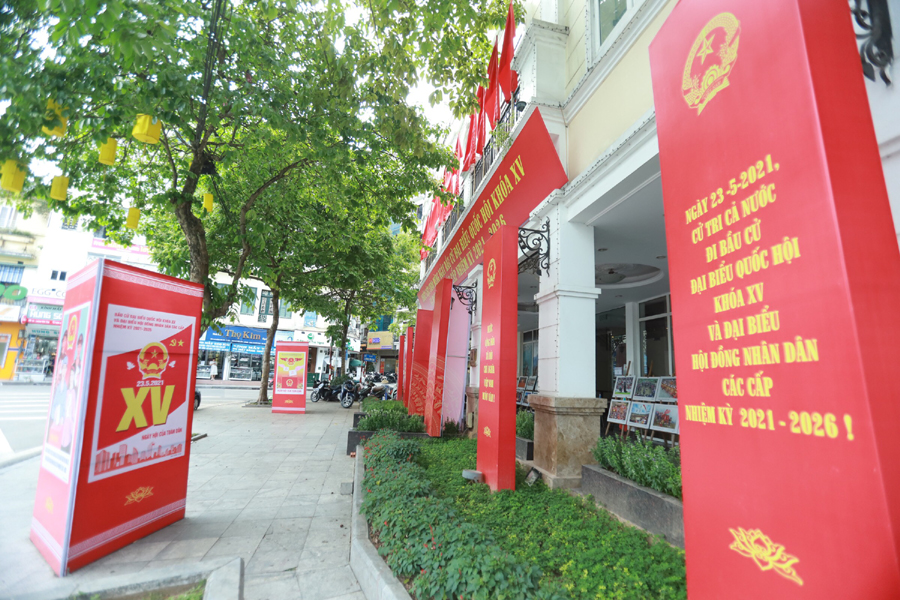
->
xmin=337 ymin=378 xmax=360 ymax=409
xmin=311 ymin=379 xmax=340 ymax=403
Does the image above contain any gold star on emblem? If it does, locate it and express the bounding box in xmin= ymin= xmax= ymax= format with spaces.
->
xmin=150 ymin=349 xmax=158 ymax=358
xmin=697 ymin=35 xmax=714 ymax=63
xmin=178 ymin=340 xmax=184 ymax=347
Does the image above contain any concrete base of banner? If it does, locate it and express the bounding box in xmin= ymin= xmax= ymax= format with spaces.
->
xmin=465 ymin=386 xmax=479 ymax=438
xmin=516 ymin=437 xmax=534 ymax=461
xmin=351 ymin=446 xmax=413 ymax=600
xmin=529 ymin=394 xmax=608 ymax=489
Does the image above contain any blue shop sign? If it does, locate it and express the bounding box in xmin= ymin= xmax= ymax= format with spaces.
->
xmin=199 ymin=340 xmax=231 ymax=351
xmin=232 ymin=342 xmax=266 ymax=355
xmin=205 ymin=324 xmax=267 ymax=344
xmin=363 ymin=353 xmax=377 ymax=362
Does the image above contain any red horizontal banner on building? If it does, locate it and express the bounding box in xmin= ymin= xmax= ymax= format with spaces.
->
xmin=417 ymin=109 xmax=567 ymax=309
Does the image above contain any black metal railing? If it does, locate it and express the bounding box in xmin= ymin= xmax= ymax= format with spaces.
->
xmin=472 ymin=88 xmax=524 ymax=192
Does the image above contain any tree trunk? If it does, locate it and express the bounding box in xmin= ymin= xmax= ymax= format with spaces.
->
xmin=338 ymin=292 xmax=355 ymax=377
xmin=257 ymin=285 xmax=281 ymax=404
xmin=173 ymin=175 xmax=212 ymax=310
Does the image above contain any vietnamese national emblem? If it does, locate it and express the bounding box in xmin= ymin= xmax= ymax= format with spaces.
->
xmin=487 ymin=259 xmax=497 ymax=289
xmin=137 ymin=341 xmax=170 ymax=379
xmin=683 ymin=13 xmax=741 ymax=115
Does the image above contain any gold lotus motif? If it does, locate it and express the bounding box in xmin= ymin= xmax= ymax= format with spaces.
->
xmin=125 ymin=486 xmax=155 ymax=505
xmin=483 ymin=426 xmax=492 ymax=438
xmin=729 ymin=527 xmax=803 ymax=586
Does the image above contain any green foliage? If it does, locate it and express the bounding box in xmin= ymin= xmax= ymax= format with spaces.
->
xmin=358 ymin=411 xmax=425 ymax=433
xmin=592 ymin=436 xmax=682 ymax=500
xmin=360 ymin=432 xmax=563 ymax=600
xmin=516 ymin=410 xmax=534 ymax=440
xmin=330 ymin=374 xmax=352 ymax=387
xmin=421 ymin=439 xmax=687 ymax=600
xmin=360 ymin=398 xmax=406 ymax=414
xmin=442 ymin=419 xmax=461 ymax=436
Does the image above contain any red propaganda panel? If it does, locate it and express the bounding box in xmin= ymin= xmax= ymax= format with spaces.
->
xmin=397 ymin=334 xmax=406 ymax=405
xmin=650 ymin=1 xmax=900 ymax=596
xmin=273 ymin=342 xmax=309 ymax=414
xmin=417 ymin=109 xmax=567 ymax=310
xmin=32 ymin=259 xmax=203 ymax=575
xmin=407 ymin=310 xmax=433 ymax=416
xmin=403 ymin=325 xmax=414 ymax=407
xmin=425 ymin=279 xmax=452 ymax=437
xmin=476 ymin=226 xmax=518 ymax=491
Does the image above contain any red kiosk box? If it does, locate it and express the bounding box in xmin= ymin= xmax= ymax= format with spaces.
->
xmin=272 ymin=341 xmax=309 ymax=413
xmin=30 ymin=259 xmax=203 ymax=575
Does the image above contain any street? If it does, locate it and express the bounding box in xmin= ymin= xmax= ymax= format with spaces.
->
xmin=0 ymin=386 xmax=256 ymax=459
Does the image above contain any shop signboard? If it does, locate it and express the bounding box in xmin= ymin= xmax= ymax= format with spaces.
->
xmin=476 ymin=226 xmax=518 ymax=491
xmin=417 ymin=109 xmax=568 ymax=310
xmin=28 ymin=288 xmax=67 ymax=305
xmin=650 ymin=1 xmax=900 ymax=596
xmin=295 ymin=329 xmax=329 ymax=347
xmin=30 ymin=259 xmax=203 ymax=575
xmin=363 ymin=353 xmax=377 ymax=362
xmin=272 ymin=341 xmax=309 ymax=414
xmin=230 ymin=342 xmax=265 ymax=355
xmin=366 ymin=331 xmax=393 ymax=350
xmin=0 ymin=304 xmax=22 ymax=322
xmin=303 ymin=311 xmax=317 ymax=327
xmin=424 ymin=280 xmax=452 ymax=437
xmin=26 ymin=303 xmax=63 ymax=326
xmin=407 ymin=310 xmax=433 ymax=416
xmin=198 ymin=339 xmax=230 ymax=352
xmin=205 ymin=324 xmax=266 ymax=344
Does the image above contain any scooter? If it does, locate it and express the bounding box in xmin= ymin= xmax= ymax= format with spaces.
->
xmin=311 ymin=379 xmax=339 ymax=403
xmin=338 ymin=379 xmax=359 ymax=409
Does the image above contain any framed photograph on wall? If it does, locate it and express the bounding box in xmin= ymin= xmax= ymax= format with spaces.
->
xmin=526 ymin=376 xmax=537 ymax=391
xmin=632 ymin=377 xmax=660 ymax=401
xmin=607 ymin=399 xmax=630 ymax=425
xmin=649 ymin=403 xmax=680 ymax=434
xmin=626 ymin=402 xmax=653 ymax=429
xmin=657 ymin=377 xmax=678 ymax=402
xmin=517 ymin=376 xmax=527 ymax=390
xmin=613 ymin=376 xmax=636 ymax=398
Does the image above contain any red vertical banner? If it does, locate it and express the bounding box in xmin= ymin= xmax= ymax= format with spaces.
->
xmin=441 ymin=292 xmax=471 ymax=427
xmin=403 ymin=325 xmax=415 ymax=407
xmin=32 ymin=259 xmax=203 ymax=575
xmin=476 ymin=226 xmax=518 ymax=491
xmin=425 ymin=279 xmax=453 ymax=437
xmin=397 ymin=334 xmax=406 ymax=405
xmin=650 ymin=1 xmax=900 ymax=597
xmin=407 ymin=310 xmax=433 ymax=416
xmin=272 ymin=341 xmax=309 ymax=414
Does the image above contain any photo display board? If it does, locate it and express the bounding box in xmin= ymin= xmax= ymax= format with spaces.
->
xmin=31 ymin=259 xmax=203 ymax=575
xmin=272 ymin=341 xmax=309 ymax=413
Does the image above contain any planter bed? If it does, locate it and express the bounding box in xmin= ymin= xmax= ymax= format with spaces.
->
xmin=346 ymin=429 xmax=429 ymax=455
xmin=515 ymin=436 xmax=533 ymax=461
xmin=581 ymin=464 xmax=685 ymax=549
xmin=353 ymin=412 xmax=366 ymax=429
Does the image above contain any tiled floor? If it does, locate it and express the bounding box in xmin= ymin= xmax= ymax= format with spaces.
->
xmin=0 ymin=397 xmax=361 ymax=600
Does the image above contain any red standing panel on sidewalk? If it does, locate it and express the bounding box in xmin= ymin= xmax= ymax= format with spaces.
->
xmin=403 ymin=325 xmax=414 ymax=406
xmin=476 ymin=226 xmax=518 ymax=491
xmin=425 ymin=279 xmax=453 ymax=437
xmin=272 ymin=341 xmax=309 ymax=414
xmin=650 ymin=1 xmax=900 ymax=596
xmin=407 ymin=310 xmax=433 ymax=416
xmin=397 ymin=334 xmax=406 ymax=405
xmin=31 ymin=259 xmax=203 ymax=575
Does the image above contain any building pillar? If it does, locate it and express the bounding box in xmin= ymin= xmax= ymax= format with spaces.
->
xmin=531 ymin=203 xmax=606 ymax=488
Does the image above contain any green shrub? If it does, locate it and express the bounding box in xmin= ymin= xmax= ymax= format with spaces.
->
xmin=442 ymin=419 xmax=461 ymax=436
xmin=516 ymin=411 xmax=534 ymax=440
xmin=331 ymin=374 xmax=352 ymax=387
xmin=361 ymin=398 xmax=406 ymax=414
xmin=357 ymin=411 xmax=425 ymax=433
xmin=360 ymin=432 xmax=564 ymax=600
xmin=421 ymin=438 xmax=686 ymax=600
xmin=592 ymin=436 xmax=682 ymax=499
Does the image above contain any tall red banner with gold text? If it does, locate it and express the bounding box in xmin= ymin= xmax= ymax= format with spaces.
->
xmin=425 ymin=279 xmax=452 ymax=437
xmin=650 ymin=1 xmax=900 ymax=596
xmin=31 ymin=259 xmax=203 ymax=575
xmin=403 ymin=325 xmax=414 ymax=407
xmin=397 ymin=334 xmax=406 ymax=405
xmin=407 ymin=310 xmax=433 ymax=416
xmin=476 ymin=226 xmax=517 ymax=491
xmin=272 ymin=341 xmax=309 ymax=413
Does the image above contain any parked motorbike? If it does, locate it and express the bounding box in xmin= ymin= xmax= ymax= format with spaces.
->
xmin=311 ymin=379 xmax=339 ymax=403
xmin=338 ymin=379 xmax=360 ymax=409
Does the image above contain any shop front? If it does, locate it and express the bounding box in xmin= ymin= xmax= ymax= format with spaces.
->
xmin=0 ymin=306 xmax=24 ymax=381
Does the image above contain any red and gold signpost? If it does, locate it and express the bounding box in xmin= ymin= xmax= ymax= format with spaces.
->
xmin=407 ymin=310 xmax=433 ymax=416
xmin=31 ymin=259 xmax=203 ymax=575
xmin=397 ymin=334 xmax=406 ymax=405
xmin=425 ymin=279 xmax=453 ymax=437
xmin=476 ymin=226 xmax=518 ymax=491
xmin=272 ymin=341 xmax=309 ymax=414
xmin=403 ymin=325 xmax=414 ymax=407
xmin=650 ymin=1 xmax=900 ymax=596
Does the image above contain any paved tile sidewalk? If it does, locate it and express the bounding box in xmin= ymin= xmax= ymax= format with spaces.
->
xmin=0 ymin=398 xmax=363 ymax=600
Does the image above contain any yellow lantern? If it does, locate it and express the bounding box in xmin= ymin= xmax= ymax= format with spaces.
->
xmin=203 ymin=193 xmax=213 ymax=212
xmin=41 ymin=100 xmax=68 ymax=137
xmin=50 ymin=176 xmax=69 ymax=201
xmin=132 ymin=114 xmax=161 ymax=144
xmin=99 ymin=138 xmax=118 ymax=165
xmin=125 ymin=207 xmax=141 ymax=229
xmin=1 ymin=160 xmax=26 ymax=194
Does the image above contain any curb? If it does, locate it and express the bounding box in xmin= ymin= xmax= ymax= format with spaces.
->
xmin=8 ymin=557 xmax=243 ymax=600
xmin=350 ymin=445 xmax=412 ymax=600
xmin=0 ymin=447 xmax=42 ymax=471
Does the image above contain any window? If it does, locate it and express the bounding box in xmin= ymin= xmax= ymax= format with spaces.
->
xmin=639 ymin=295 xmax=674 ymax=377
xmin=0 ymin=264 xmax=24 ymax=285
xmin=50 ymin=270 xmax=67 ymax=281
xmin=241 ymin=287 xmax=257 ymax=315
xmin=0 ymin=206 xmax=17 ymax=229
xmin=0 ymin=333 xmax=9 ymax=369
xmin=61 ymin=216 xmax=78 ymax=230
xmin=279 ymin=300 xmax=291 ymax=319
xmin=597 ymin=0 xmax=628 ymax=46
xmin=521 ymin=329 xmax=539 ymax=378
xmin=259 ymin=290 xmax=274 ymax=322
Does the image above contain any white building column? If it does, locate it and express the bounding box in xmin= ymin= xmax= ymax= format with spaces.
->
xmin=529 ymin=201 xmax=607 ymax=488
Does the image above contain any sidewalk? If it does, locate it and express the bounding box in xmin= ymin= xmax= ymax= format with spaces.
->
xmin=0 ymin=398 xmax=362 ymax=600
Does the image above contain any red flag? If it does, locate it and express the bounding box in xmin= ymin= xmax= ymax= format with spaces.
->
xmin=451 ymin=169 xmax=460 ymax=196
xmin=484 ymin=41 xmax=501 ymax=129
xmin=475 ymin=86 xmax=487 ymax=154
xmin=421 ymin=196 xmax=442 ymax=250
xmin=455 ymin=133 xmax=464 ymax=171
xmin=499 ymin=1 xmax=519 ymax=102
xmin=463 ymin=113 xmax=477 ymax=171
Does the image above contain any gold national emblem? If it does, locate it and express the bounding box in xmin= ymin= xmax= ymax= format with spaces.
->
xmin=137 ymin=342 xmax=170 ymax=379
xmin=66 ymin=314 xmax=78 ymax=350
xmin=125 ymin=486 xmax=155 ymax=505
xmin=729 ymin=527 xmax=803 ymax=586
xmin=487 ymin=258 xmax=497 ymax=289
xmin=682 ymin=13 xmax=741 ymax=115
